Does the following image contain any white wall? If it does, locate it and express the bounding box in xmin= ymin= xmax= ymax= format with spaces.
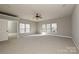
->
xmin=72 ymin=5 xmax=79 ymax=49
xmin=38 ymin=16 xmax=72 ymax=37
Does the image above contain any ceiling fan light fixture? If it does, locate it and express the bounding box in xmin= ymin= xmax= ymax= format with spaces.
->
xmin=34 ymin=13 xmax=42 ymax=20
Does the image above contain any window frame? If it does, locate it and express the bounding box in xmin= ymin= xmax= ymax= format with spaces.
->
xmin=46 ymin=24 xmax=51 ymax=33
xmin=19 ymin=23 xmax=25 ymax=33
xmin=41 ymin=23 xmax=57 ymax=33
xmin=25 ymin=24 xmax=31 ymax=33
xmin=19 ymin=23 xmax=31 ymax=33
xmin=51 ymin=23 xmax=57 ymax=32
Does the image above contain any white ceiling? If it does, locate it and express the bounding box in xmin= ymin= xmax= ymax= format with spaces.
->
xmin=0 ymin=4 xmax=75 ymax=22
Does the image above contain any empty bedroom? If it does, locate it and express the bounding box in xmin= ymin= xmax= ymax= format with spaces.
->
xmin=0 ymin=4 xmax=79 ymax=54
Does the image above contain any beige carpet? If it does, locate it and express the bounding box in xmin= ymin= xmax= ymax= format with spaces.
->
xmin=0 ymin=35 xmax=79 ymax=54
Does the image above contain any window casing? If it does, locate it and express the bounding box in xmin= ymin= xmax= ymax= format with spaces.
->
xmin=47 ymin=24 xmax=51 ymax=32
xmin=20 ymin=23 xmax=25 ymax=33
xmin=20 ymin=23 xmax=30 ymax=33
xmin=52 ymin=23 xmax=57 ymax=32
xmin=42 ymin=23 xmax=57 ymax=33
xmin=25 ymin=24 xmax=30 ymax=33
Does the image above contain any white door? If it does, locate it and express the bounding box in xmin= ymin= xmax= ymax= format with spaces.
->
xmin=0 ymin=19 xmax=8 ymax=41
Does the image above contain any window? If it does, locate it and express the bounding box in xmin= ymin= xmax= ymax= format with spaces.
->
xmin=47 ymin=24 xmax=51 ymax=32
xmin=20 ymin=23 xmax=25 ymax=33
xmin=52 ymin=23 xmax=57 ymax=32
xmin=42 ymin=23 xmax=57 ymax=33
xmin=20 ymin=23 xmax=30 ymax=33
xmin=25 ymin=24 xmax=30 ymax=33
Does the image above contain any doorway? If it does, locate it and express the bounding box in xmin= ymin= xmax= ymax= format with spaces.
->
xmin=8 ymin=20 xmax=18 ymax=39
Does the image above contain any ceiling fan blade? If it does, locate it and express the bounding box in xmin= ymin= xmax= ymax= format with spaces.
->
xmin=32 ymin=12 xmax=43 ymax=20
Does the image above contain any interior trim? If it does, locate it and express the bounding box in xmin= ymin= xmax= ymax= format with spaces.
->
xmin=0 ymin=11 xmax=17 ymax=17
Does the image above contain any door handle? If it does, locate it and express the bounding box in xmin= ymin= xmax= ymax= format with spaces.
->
xmin=6 ymin=30 xmax=8 ymax=32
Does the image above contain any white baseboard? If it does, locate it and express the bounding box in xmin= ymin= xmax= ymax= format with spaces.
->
xmin=28 ymin=34 xmax=72 ymax=39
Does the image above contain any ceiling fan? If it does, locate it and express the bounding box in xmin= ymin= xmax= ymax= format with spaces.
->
xmin=34 ymin=13 xmax=42 ymax=20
